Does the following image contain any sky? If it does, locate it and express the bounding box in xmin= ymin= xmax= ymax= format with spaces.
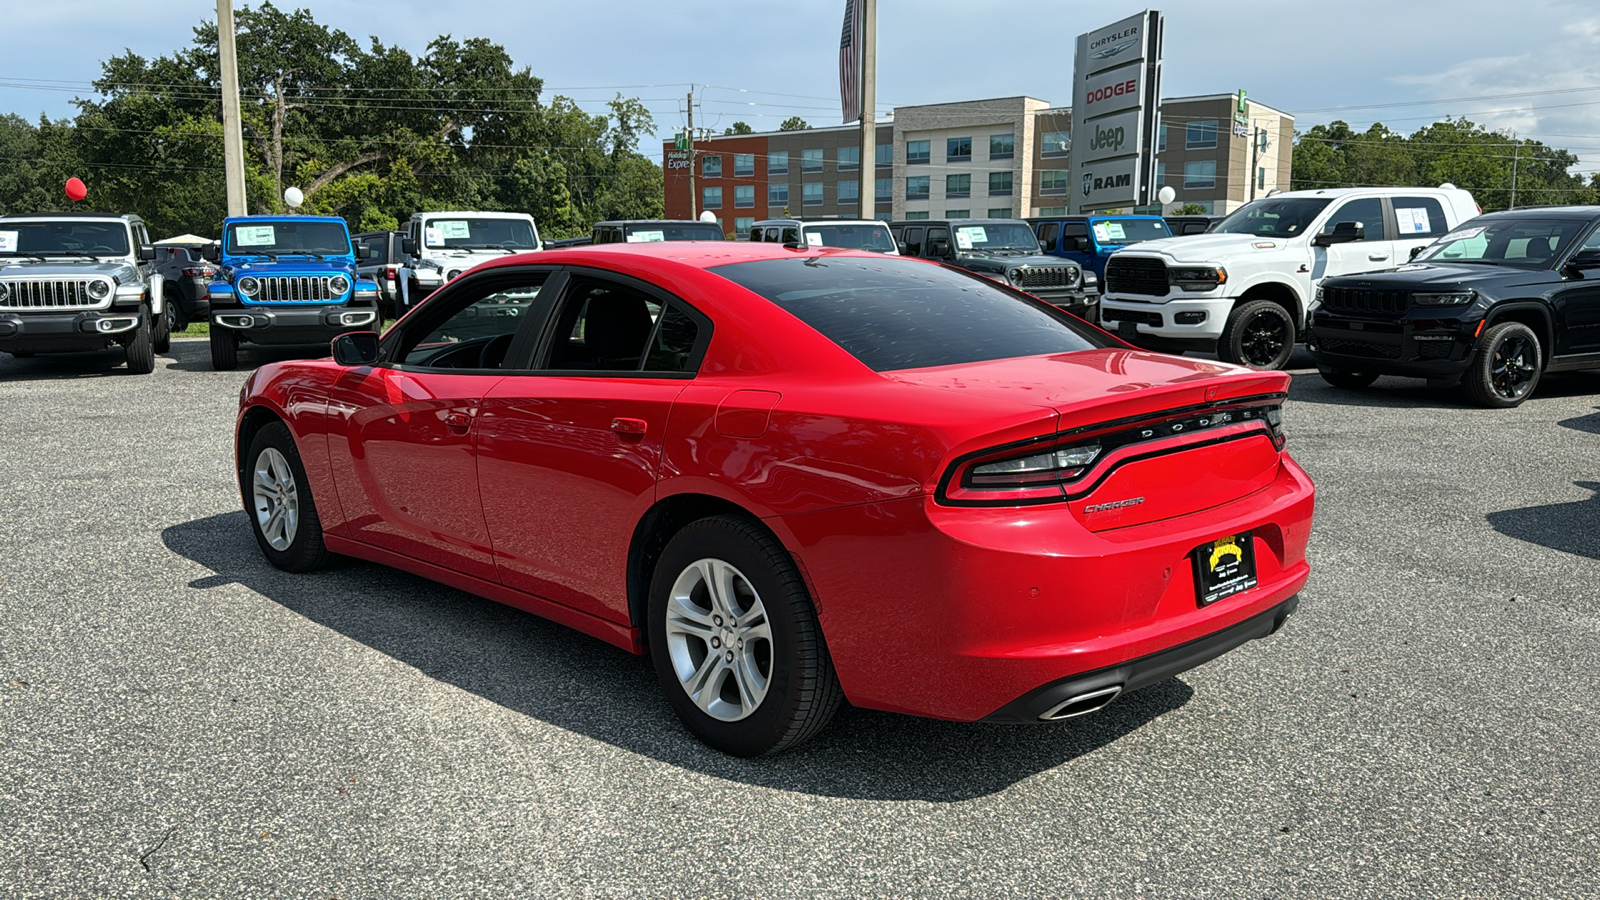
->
xmin=6 ymin=0 xmax=1600 ymax=176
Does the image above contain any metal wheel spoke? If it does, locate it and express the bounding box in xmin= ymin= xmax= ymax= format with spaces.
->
xmin=740 ymin=619 xmax=772 ymax=646
xmin=689 ymin=659 xmax=726 ymax=713
xmin=732 ymin=653 xmax=768 ymax=711
xmin=666 ymin=555 xmax=776 ymax=723
xmin=665 ymin=595 xmax=716 ymax=641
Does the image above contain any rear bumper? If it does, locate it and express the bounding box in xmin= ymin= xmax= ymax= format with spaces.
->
xmin=213 ymin=304 xmax=378 ymax=345
xmin=0 ymin=310 xmax=142 ymax=352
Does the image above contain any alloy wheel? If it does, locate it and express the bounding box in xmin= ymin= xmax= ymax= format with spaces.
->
xmin=1241 ymin=312 xmax=1290 ymax=367
xmin=664 ymin=558 xmax=773 ymax=722
xmin=1490 ymin=334 xmax=1537 ymax=401
xmin=251 ymin=447 xmax=300 ymax=551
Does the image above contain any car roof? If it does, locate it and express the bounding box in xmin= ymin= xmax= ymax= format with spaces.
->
xmin=596 ymin=219 xmax=715 ymax=226
xmin=410 ymin=210 xmax=535 ymax=218
xmin=1472 ymin=206 xmax=1600 ymax=220
xmin=890 ymin=218 xmax=1026 ymax=226
xmin=754 ymin=218 xmax=887 ymax=226
xmin=1265 ymin=187 xmax=1466 ymax=200
xmin=481 ymin=239 xmax=892 ymax=272
xmin=223 ymin=215 xmax=347 ymax=224
xmin=0 ymin=212 xmax=139 ymax=221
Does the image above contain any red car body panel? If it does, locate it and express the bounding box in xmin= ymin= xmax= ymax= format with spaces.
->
xmin=237 ymin=242 xmax=1315 ymax=723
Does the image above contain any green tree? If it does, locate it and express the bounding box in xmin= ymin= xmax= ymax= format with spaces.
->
xmin=724 ymin=121 xmax=753 ymax=135
xmin=779 ymin=116 xmax=809 ymax=131
xmin=1172 ymin=203 xmax=1209 ymax=215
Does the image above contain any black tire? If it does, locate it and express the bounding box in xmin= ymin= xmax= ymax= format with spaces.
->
xmin=154 ymin=299 xmax=172 ymax=354
xmin=124 ymin=306 xmax=156 ymax=375
xmin=1319 ymin=370 xmax=1379 ymax=389
xmin=1464 ymin=321 xmax=1542 ymax=408
xmin=210 ymin=324 xmax=238 ymax=371
xmin=243 ymin=421 xmax=332 ymax=572
xmin=1219 ymin=299 xmax=1296 ymax=370
xmin=648 ymin=515 xmax=844 ymax=756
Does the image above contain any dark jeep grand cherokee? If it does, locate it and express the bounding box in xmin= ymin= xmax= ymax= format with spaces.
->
xmin=1308 ymin=207 xmax=1600 ymax=408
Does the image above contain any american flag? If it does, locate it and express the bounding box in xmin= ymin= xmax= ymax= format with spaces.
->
xmin=839 ymin=0 xmax=864 ymax=123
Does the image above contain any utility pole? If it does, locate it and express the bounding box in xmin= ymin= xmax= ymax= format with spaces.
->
xmin=686 ymin=88 xmax=696 ymax=220
xmin=1250 ymin=124 xmax=1262 ymax=201
xmin=858 ymin=0 xmax=876 ymax=220
xmin=1509 ymin=141 xmax=1520 ymax=209
xmin=217 ymin=0 xmax=247 ymax=216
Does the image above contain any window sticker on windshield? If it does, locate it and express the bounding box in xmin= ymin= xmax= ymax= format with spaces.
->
xmin=626 ymin=230 xmax=665 ymax=243
xmin=0 ymin=231 xmax=16 ymax=253
xmin=955 ymin=232 xmax=973 ymax=250
xmin=435 ymin=220 xmax=471 ymax=239
xmin=1102 ymin=222 xmax=1126 ymax=241
xmin=1441 ymin=225 xmax=1484 ymax=242
xmin=956 ymin=226 xmax=987 ymax=247
xmin=1091 ymin=223 xmax=1110 ymax=242
xmin=424 ymin=227 xmax=444 ymax=246
xmin=805 ymin=232 xmax=823 ymax=247
xmin=236 ymin=225 xmax=276 ymax=246
xmin=1396 ymin=207 xmax=1431 ymax=234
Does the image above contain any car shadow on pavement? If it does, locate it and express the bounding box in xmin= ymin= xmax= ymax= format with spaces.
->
xmin=0 ymin=347 xmax=139 ymax=379
xmin=1287 ymin=370 xmax=1600 ymax=409
xmin=1486 ymin=482 xmax=1600 ymax=561
xmin=164 ymin=337 xmax=330 ymax=372
xmin=1558 ymin=406 xmax=1600 ymax=434
xmin=163 ymin=511 xmax=1192 ymax=801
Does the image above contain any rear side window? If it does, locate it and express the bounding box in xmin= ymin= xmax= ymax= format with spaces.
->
xmin=1037 ymin=222 xmax=1060 ymax=251
xmin=712 ymin=257 xmax=1106 ymax=372
xmin=645 ymin=304 xmax=701 ymax=372
xmin=1391 ymin=196 xmax=1449 ymax=238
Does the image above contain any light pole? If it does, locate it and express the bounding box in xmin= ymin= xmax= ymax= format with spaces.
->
xmin=217 ymin=0 xmax=247 ymax=216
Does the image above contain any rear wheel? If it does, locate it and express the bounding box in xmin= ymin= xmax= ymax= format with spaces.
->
xmin=1464 ymin=321 xmax=1541 ymax=408
xmin=648 ymin=516 xmax=843 ymax=756
xmin=210 ymin=324 xmax=238 ymax=371
xmin=1220 ymin=299 xmax=1296 ymax=370
xmin=1319 ymin=370 xmax=1378 ymax=389
xmin=153 ymin=299 xmax=172 ymax=354
xmin=124 ymin=306 xmax=156 ymax=375
xmin=245 ymin=421 xmax=331 ymax=572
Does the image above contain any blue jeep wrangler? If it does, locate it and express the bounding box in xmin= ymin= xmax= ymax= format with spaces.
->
xmin=203 ymin=216 xmax=380 ymax=370
xmin=1028 ymin=215 xmax=1173 ymax=294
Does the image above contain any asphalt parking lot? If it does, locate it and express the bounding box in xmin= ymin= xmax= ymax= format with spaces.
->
xmin=2 ymin=339 xmax=1597 ymax=898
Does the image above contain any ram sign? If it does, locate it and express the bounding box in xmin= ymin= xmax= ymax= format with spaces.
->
xmin=1070 ymin=10 xmax=1163 ymax=213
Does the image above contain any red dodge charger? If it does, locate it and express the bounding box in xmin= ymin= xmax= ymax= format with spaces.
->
xmin=235 ymin=242 xmax=1315 ymax=756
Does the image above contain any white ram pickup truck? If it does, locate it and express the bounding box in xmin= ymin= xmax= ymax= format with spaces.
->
xmin=1100 ymin=186 xmax=1480 ymax=368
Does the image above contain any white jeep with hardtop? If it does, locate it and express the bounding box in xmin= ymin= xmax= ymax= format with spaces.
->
xmin=404 ymin=211 xmax=541 ymax=301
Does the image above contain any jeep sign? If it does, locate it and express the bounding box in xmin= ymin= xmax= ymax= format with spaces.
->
xmin=1069 ymin=10 xmax=1163 ymax=213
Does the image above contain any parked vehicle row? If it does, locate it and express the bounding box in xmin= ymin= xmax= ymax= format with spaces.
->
xmin=888 ymin=218 xmax=1095 ymax=319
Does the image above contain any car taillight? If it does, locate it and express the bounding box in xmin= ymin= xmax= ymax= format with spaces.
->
xmin=968 ymin=443 xmax=1101 ymax=487
xmin=384 ymin=269 xmax=396 ymax=280
xmin=182 ymin=268 xmax=206 ymax=277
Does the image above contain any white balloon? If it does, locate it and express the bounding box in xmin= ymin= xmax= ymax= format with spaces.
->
xmin=698 ymin=210 xmax=717 ymax=223
xmin=283 ymin=187 xmax=304 ymax=208
xmin=1158 ymin=186 xmax=1176 ymax=205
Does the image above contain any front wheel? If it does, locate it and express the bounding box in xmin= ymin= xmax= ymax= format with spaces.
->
xmin=1319 ymin=370 xmax=1379 ymax=389
xmin=153 ymin=300 xmax=172 ymax=354
xmin=648 ymin=516 xmax=843 ymax=757
xmin=1220 ymin=300 xmax=1296 ymax=370
xmin=124 ymin=306 xmax=156 ymax=374
xmin=244 ymin=421 xmax=332 ymax=572
xmin=210 ymin=324 xmax=238 ymax=371
xmin=1464 ymin=321 xmax=1541 ymax=408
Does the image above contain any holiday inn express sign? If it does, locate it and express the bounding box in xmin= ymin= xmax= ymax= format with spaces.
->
xmin=1070 ymin=10 xmax=1163 ymax=213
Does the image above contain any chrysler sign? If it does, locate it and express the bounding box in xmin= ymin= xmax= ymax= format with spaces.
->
xmin=1069 ymin=10 xmax=1163 ymax=213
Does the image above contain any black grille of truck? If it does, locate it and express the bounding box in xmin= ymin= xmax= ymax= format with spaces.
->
xmin=1320 ymin=287 xmax=1409 ymax=315
xmin=1013 ymin=266 xmax=1077 ymax=290
xmin=1105 ymin=257 xmax=1169 ymax=296
xmin=1318 ymin=337 xmax=1399 ymax=359
xmin=1102 ymin=308 xmax=1162 ymax=327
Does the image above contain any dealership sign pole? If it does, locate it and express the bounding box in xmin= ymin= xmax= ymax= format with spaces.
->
xmin=1069 ymin=10 xmax=1163 ymax=214
xmin=217 ymin=0 xmax=248 ymax=217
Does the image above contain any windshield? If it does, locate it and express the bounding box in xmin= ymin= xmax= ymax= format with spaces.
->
xmin=1090 ymin=218 xmax=1171 ymax=246
xmin=0 ymin=221 xmax=131 ymax=256
xmin=953 ymin=223 xmax=1040 ymax=253
xmin=803 ymin=224 xmax=897 ymax=252
xmin=226 ymin=221 xmax=351 ymax=256
xmin=1415 ymin=218 xmax=1588 ymax=268
xmin=625 ymin=223 xmax=724 ymax=242
xmin=422 ymin=217 xmax=539 ymax=250
xmin=1213 ymin=198 xmax=1332 ymax=238
xmin=712 ymin=256 xmax=1104 ymax=371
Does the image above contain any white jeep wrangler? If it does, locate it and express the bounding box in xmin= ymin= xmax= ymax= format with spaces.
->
xmin=1100 ymin=186 xmax=1480 ymax=368
xmin=404 ymin=211 xmax=542 ymax=303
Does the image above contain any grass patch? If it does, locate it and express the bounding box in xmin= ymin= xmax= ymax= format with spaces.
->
xmin=173 ymin=321 xmax=210 ymax=336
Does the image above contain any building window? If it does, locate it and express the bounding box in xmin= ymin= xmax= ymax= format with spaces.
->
xmin=1156 ymin=162 xmax=1166 ymax=187
xmin=768 ymin=183 xmax=789 ymax=206
xmin=734 ymin=153 xmax=754 ymax=177
xmin=1041 ymin=130 xmax=1070 ymax=157
xmin=803 ymin=182 xmax=823 ymax=206
xmin=988 ymin=172 xmax=1013 ymax=196
xmin=906 ymin=140 xmax=930 ymax=164
xmin=945 ymin=209 xmax=970 ymax=218
xmin=702 ymin=186 xmax=722 ymax=209
xmin=946 ymin=174 xmax=971 ymax=199
xmin=702 ymin=155 xmax=722 ymax=178
xmin=1257 ymin=166 xmax=1267 ymax=190
xmin=838 ymin=180 xmax=859 ymax=202
xmin=734 ymin=216 xmax=755 ymax=235
xmin=1186 ymin=120 xmax=1219 ymax=150
xmin=1036 ymin=206 xmax=1066 ymax=216
xmin=876 ymin=143 xmax=892 ymax=167
xmin=946 ymin=136 xmax=972 ymax=162
xmin=734 ymin=185 xmax=755 ymax=208
xmin=802 ymin=148 xmax=824 ymax=173
xmin=1184 ymin=160 xmax=1217 ymax=189
xmin=837 ymin=146 xmax=859 ymax=171
xmin=1158 ymin=124 xmax=1167 ymax=153
xmin=990 ymin=133 xmax=1014 ymax=160
xmin=1040 ymin=171 xmax=1068 ymax=196
xmin=987 ymin=207 xmax=1012 ymax=219
xmin=904 ymin=211 xmax=929 ymax=221
xmin=906 ymin=176 xmax=930 ymax=200
xmin=768 ymin=150 xmax=789 ymax=175
xmin=875 ymin=178 xmax=892 ymax=203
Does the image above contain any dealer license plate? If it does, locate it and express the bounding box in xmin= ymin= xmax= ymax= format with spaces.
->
xmin=1193 ymin=532 xmax=1258 ymax=607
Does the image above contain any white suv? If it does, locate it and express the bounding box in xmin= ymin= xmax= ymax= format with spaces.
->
xmin=405 ymin=211 xmax=541 ymax=299
xmin=1100 ymin=186 xmax=1480 ymax=368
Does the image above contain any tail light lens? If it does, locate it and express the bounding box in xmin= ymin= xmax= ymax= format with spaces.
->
xmin=969 ymin=443 xmax=1101 ymax=487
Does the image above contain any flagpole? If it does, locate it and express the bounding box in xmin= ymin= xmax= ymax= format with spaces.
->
xmin=858 ymin=0 xmax=876 ymax=220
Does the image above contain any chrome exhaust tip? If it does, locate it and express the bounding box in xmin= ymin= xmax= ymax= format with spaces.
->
xmin=1038 ymin=685 xmax=1123 ymax=721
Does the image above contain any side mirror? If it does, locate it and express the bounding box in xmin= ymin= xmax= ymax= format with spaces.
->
xmin=357 ymin=244 xmax=374 ymax=261
xmin=201 ymin=242 xmax=220 ymax=262
xmin=331 ymin=331 xmax=381 ymax=366
xmin=1567 ymin=248 xmax=1600 ymax=270
xmin=929 ymin=238 xmax=951 ymax=258
xmin=1314 ymin=221 xmax=1364 ymax=247
xmin=1409 ymin=245 xmax=1427 ymax=261
xmin=400 ymin=237 xmax=417 ymax=256
xmin=138 ymin=243 xmax=156 ymax=261
xmin=1069 ymin=236 xmax=1091 ymax=252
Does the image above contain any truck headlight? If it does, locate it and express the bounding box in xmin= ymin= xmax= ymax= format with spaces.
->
xmin=0 ymin=283 xmax=9 ymax=303
xmin=328 ymin=275 xmax=351 ymax=295
xmin=446 ymin=269 xmax=462 ymax=281
xmin=237 ymin=276 xmax=260 ymax=297
xmin=86 ymin=280 xmax=112 ymax=300
xmin=1412 ymin=290 xmax=1474 ymax=306
xmin=1169 ymin=266 xmax=1226 ymax=291
xmin=1006 ymin=269 xmax=1023 ymax=285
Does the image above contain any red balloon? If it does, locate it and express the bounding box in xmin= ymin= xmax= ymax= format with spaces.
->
xmin=64 ymin=177 xmax=87 ymax=202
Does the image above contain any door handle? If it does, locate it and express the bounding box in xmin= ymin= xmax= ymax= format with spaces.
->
xmin=1368 ymin=254 xmax=1390 ymax=262
xmin=445 ymin=411 xmax=471 ymax=434
xmin=611 ymin=417 xmax=648 ymax=436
